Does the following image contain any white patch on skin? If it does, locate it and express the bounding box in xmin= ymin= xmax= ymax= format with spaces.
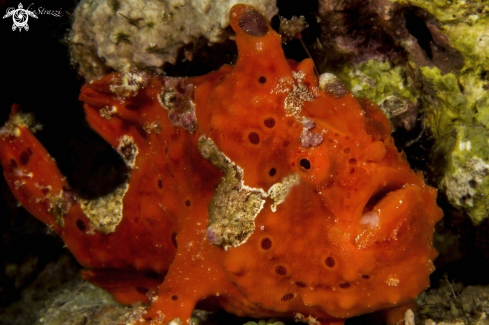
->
xmin=80 ymin=182 xmax=129 ymax=234
xmin=99 ymin=106 xmax=117 ymax=119
xmin=199 ymin=135 xmax=301 ymax=249
xmin=117 ymin=135 xmax=139 ymax=168
xmin=360 ymin=211 xmax=380 ymax=228
xmin=386 ymin=276 xmax=400 ymax=287
xmin=268 ymin=174 xmax=300 ymax=212
xmin=283 ymin=71 xmax=317 ymax=116
xmin=199 ymin=135 xmax=267 ymax=249
xmin=109 ymin=70 xmax=148 ymax=100
xmin=273 ymin=71 xmax=317 ymax=117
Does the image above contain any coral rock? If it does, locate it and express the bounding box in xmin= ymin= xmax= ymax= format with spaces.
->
xmin=0 ymin=4 xmax=442 ymax=325
xmin=68 ymin=0 xmax=278 ymax=82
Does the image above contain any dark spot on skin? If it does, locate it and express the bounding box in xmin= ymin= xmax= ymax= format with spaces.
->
xmin=26 ymin=148 xmax=33 ymax=156
xmin=185 ymin=200 xmax=191 ymax=206
xmin=296 ymin=281 xmax=307 ymax=287
xmin=281 ymin=293 xmax=294 ymax=301
xmin=344 ymin=147 xmax=351 ymax=154
xmin=158 ymin=179 xmax=163 ymax=189
xmin=362 ymin=275 xmax=370 ymax=279
xmin=134 ymin=217 xmax=139 ymax=223
xmin=136 ymin=287 xmax=150 ymax=294
xmin=261 ymin=237 xmax=272 ymax=249
xmin=275 ymin=265 xmax=287 ymax=275
xmin=349 ymin=158 xmax=357 ymax=165
xmin=171 ymin=295 xmax=178 ymax=301
xmin=10 ymin=159 xmax=17 ymax=169
xmin=282 ymin=140 xmax=289 ymax=147
xmin=269 ymin=168 xmax=276 ymax=177
xmin=350 ymin=168 xmax=355 ymax=174
xmin=248 ymin=132 xmax=260 ymax=144
xmin=264 ymin=117 xmax=275 ymax=128
xmin=259 ymin=76 xmax=266 ymax=84
xmin=126 ymin=103 xmax=139 ymax=110
xmin=339 ymin=282 xmax=350 ymax=289
xmin=238 ymin=7 xmax=269 ymax=37
xmin=325 ymin=179 xmax=335 ymax=188
xmin=300 ymin=158 xmax=311 ymax=170
xmin=19 ymin=151 xmax=29 ymax=165
xmin=144 ymin=271 xmax=163 ymax=280
xmin=325 ymin=256 xmax=335 ymax=268
xmin=171 ymin=233 xmax=178 ymax=248
xmin=76 ymin=219 xmax=86 ymax=231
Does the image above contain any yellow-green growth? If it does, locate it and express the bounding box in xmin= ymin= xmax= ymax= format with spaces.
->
xmin=335 ymin=60 xmax=418 ymax=118
xmin=391 ymin=0 xmax=489 ymax=71
xmin=421 ymin=66 xmax=489 ymax=224
xmin=198 ymin=135 xmax=266 ymax=249
xmin=80 ymin=182 xmax=129 ymax=234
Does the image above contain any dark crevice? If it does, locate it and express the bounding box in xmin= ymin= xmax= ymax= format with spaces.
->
xmin=404 ymin=9 xmax=433 ymax=60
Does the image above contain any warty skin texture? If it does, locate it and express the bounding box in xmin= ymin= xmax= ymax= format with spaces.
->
xmin=0 ymin=5 xmax=442 ymax=325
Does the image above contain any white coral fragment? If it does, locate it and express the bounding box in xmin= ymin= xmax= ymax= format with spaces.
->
xmin=68 ymin=0 xmax=278 ymax=82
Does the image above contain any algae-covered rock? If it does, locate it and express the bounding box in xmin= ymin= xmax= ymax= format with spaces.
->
xmin=421 ymin=66 xmax=489 ymax=224
xmin=411 ymin=0 xmax=489 ymax=224
xmin=317 ymin=0 xmax=489 ymax=223
xmin=39 ymin=282 xmax=146 ymax=325
xmin=415 ymin=280 xmax=489 ymax=324
xmin=335 ymin=59 xmax=420 ymax=130
xmin=391 ymin=0 xmax=489 ymax=71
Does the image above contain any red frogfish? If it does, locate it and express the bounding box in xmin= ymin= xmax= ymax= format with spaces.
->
xmin=0 ymin=4 xmax=442 ymax=325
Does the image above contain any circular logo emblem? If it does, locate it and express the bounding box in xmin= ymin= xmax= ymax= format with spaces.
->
xmin=3 ymin=3 xmax=38 ymax=32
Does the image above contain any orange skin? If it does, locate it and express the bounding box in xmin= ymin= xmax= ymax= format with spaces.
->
xmin=0 ymin=5 xmax=442 ymax=325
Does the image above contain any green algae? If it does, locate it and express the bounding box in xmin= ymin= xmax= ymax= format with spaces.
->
xmin=418 ymin=53 xmax=489 ymax=224
xmin=332 ymin=0 xmax=489 ymax=223
xmin=337 ymin=59 xmax=418 ymax=107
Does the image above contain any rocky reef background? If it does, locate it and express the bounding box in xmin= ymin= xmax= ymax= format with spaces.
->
xmin=2 ymin=0 xmax=489 ymax=324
